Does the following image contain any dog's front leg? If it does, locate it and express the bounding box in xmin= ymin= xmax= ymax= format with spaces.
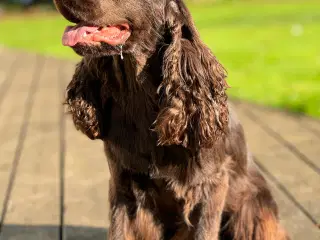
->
xmin=195 ymin=172 xmax=229 ymax=240
xmin=108 ymin=204 xmax=163 ymax=240
xmin=108 ymin=205 xmax=135 ymax=240
xmin=107 ymin=172 xmax=163 ymax=240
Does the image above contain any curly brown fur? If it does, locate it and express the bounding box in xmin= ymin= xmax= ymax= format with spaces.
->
xmin=154 ymin=1 xmax=228 ymax=149
xmin=55 ymin=0 xmax=290 ymax=239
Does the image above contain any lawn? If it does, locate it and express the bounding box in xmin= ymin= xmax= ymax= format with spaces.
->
xmin=0 ymin=1 xmax=319 ymax=117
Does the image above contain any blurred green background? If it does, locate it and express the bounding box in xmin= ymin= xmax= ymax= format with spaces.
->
xmin=0 ymin=0 xmax=319 ymax=117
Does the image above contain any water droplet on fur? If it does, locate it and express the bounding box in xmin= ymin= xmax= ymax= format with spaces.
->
xmin=119 ymin=45 xmax=124 ymax=60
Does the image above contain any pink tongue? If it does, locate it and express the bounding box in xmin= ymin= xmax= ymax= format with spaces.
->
xmin=62 ymin=25 xmax=125 ymax=46
xmin=62 ymin=26 xmax=99 ymax=46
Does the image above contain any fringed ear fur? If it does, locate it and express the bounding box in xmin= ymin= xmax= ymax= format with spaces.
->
xmin=153 ymin=0 xmax=229 ymax=149
xmin=65 ymin=59 xmax=105 ymax=140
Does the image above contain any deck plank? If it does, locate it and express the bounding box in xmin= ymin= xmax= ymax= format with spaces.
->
xmin=0 ymin=57 xmax=61 ymax=240
xmin=0 ymin=52 xmax=37 ymax=225
xmin=238 ymin=102 xmax=320 ymax=172
xmin=0 ymin=48 xmax=17 ymax=99
xmin=231 ymin=102 xmax=320 ymax=228
xmin=299 ymin=116 xmax=320 ymax=138
xmin=62 ymin=62 xmax=110 ymax=239
xmin=260 ymin=169 xmax=320 ymax=239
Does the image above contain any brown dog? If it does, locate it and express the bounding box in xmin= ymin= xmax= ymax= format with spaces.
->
xmin=54 ymin=0 xmax=289 ymax=239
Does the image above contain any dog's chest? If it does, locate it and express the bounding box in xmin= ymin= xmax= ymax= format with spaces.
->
xmin=103 ymin=93 xmax=158 ymax=173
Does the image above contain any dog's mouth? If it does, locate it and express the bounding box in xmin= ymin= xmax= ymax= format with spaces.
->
xmin=62 ymin=23 xmax=131 ymax=47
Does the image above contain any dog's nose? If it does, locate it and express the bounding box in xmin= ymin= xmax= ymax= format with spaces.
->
xmin=53 ymin=0 xmax=102 ymax=23
xmin=53 ymin=0 xmax=80 ymax=23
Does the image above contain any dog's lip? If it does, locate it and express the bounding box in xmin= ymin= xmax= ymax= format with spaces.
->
xmin=62 ymin=23 xmax=131 ymax=47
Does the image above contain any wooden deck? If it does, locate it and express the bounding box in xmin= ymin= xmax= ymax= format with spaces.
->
xmin=0 ymin=47 xmax=319 ymax=239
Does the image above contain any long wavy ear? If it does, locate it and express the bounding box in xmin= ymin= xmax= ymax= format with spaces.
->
xmin=154 ymin=0 xmax=229 ymax=149
xmin=65 ymin=58 xmax=106 ymax=140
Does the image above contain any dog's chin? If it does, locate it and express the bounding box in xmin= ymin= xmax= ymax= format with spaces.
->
xmin=72 ymin=43 xmax=123 ymax=57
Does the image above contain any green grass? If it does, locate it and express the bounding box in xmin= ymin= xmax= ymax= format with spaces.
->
xmin=0 ymin=1 xmax=319 ymax=117
xmin=0 ymin=14 xmax=76 ymax=59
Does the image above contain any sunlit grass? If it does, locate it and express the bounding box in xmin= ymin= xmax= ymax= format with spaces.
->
xmin=0 ymin=14 xmax=76 ymax=59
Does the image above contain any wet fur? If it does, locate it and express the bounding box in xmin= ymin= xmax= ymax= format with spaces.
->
xmin=54 ymin=0 xmax=289 ymax=239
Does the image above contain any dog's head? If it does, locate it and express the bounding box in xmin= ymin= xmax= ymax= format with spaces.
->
xmin=55 ymin=0 xmax=229 ymax=149
xmin=54 ymin=0 xmax=167 ymax=57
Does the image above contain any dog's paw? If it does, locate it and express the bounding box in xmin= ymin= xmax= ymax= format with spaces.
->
xmin=65 ymin=89 xmax=103 ymax=140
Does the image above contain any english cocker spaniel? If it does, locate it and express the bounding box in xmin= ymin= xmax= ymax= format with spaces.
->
xmin=54 ymin=0 xmax=289 ymax=239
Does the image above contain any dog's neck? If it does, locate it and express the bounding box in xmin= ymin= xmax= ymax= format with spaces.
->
xmin=110 ymin=49 xmax=164 ymax=91
xmin=83 ymin=45 xmax=164 ymax=95
xmin=113 ymin=54 xmax=148 ymax=79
